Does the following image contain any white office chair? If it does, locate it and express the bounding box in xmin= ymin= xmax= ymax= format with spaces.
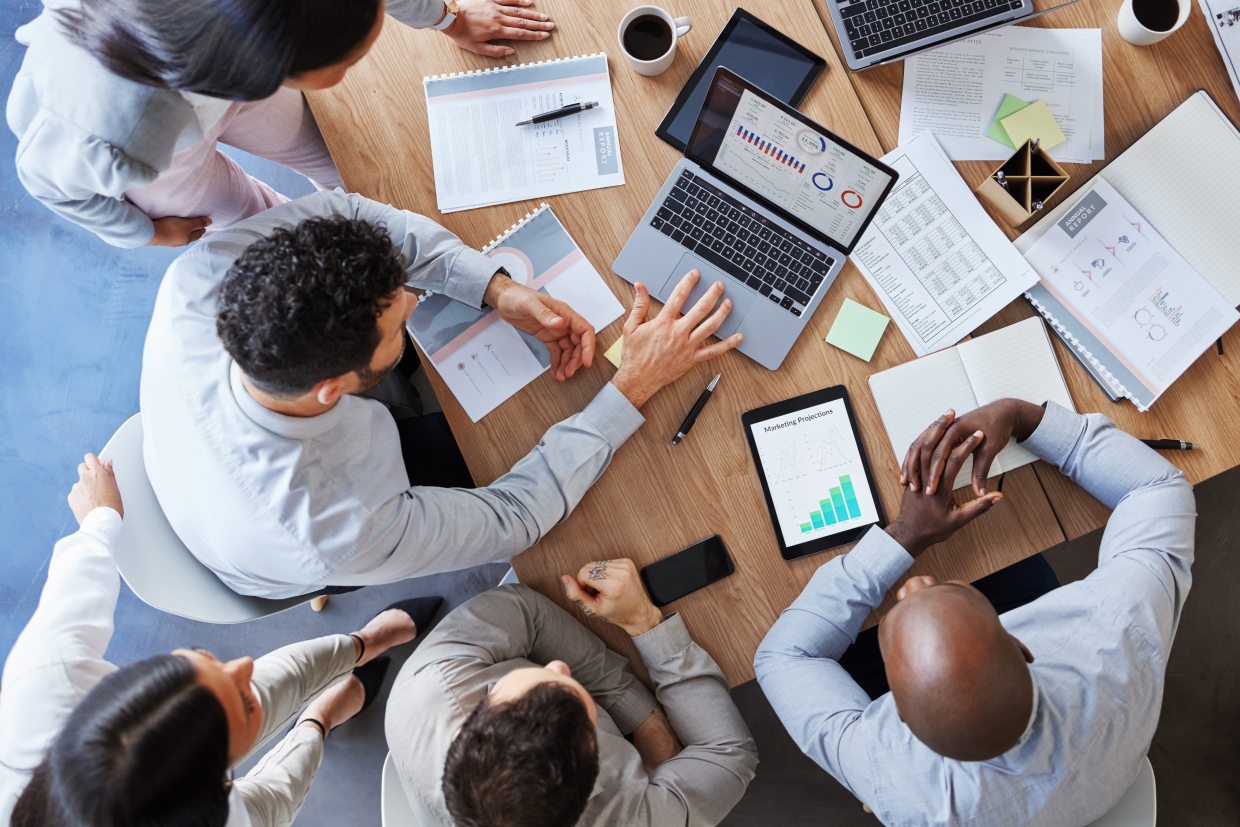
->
xmin=1085 ymin=757 xmax=1157 ymax=827
xmin=382 ymin=752 xmax=419 ymax=827
xmin=98 ymin=413 xmax=313 ymax=623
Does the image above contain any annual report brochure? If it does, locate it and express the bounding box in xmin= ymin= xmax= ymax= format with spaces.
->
xmin=1021 ymin=179 xmax=1239 ymax=410
xmin=407 ymin=205 xmax=624 ymax=421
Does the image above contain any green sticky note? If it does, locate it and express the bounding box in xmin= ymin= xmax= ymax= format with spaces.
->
xmin=1001 ymin=99 xmax=1066 ymax=151
xmin=986 ymin=94 xmax=1030 ymax=149
xmin=825 ymin=299 xmax=890 ymax=362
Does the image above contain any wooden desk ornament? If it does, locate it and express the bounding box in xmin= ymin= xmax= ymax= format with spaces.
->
xmin=975 ymin=139 xmax=1070 ymax=226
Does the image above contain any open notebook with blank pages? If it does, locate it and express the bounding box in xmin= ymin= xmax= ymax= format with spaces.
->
xmin=424 ymin=54 xmax=624 ymax=213
xmin=1015 ymin=91 xmax=1240 ymax=407
xmin=868 ymin=317 xmax=1076 ymax=490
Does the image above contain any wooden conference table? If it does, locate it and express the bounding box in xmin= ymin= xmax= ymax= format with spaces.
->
xmin=308 ymin=0 xmax=1240 ymax=685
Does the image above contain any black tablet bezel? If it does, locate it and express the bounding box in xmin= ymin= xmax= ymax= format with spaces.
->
xmin=741 ymin=385 xmax=887 ymax=561
xmin=654 ymin=8 xmax=826 ymax=152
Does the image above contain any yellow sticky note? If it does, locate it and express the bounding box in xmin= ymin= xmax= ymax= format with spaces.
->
xmin=603 ymin=336 xmax=624 ymax=368
xmin=1000 ymin=100 xmax=1066 ymax=151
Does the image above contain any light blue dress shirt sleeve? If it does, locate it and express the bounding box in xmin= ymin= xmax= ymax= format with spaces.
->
xmin=1023 ymin=401 xmax=1195 ymax=646
xmin=753 ymin=526 xmax=911 ymax=792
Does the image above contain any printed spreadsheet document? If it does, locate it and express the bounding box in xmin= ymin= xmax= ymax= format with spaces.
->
xmin=849 ymin=134 xmax=1039 ymax=356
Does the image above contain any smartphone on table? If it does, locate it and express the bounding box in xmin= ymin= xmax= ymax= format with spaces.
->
xmin=640 ymin=535 xmax=735 ymax=608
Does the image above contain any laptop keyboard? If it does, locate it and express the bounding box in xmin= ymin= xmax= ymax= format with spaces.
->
xmin=649 ymin=170 xmax=835 ymax=317
xmin=837 ymin=0 xmax=1023 ymax=59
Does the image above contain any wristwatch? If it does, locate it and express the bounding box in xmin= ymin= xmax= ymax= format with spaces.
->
xmin=432 ymin=0 xmax=459 ymax=30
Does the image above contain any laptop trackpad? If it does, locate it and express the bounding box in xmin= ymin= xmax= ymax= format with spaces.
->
xmin=659 ymin=253 xmax=755 ymax=340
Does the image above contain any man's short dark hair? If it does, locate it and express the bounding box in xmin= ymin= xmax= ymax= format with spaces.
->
xmin=216 ymin=215 xmax=407 ymax=396
xmin=442 ymin=682 xmax=599 ymax=827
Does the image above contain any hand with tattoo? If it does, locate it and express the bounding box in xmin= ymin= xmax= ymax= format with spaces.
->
xmin=561 ymin=558 xmax=664 ymax=637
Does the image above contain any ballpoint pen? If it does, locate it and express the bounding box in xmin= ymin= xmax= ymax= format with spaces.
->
xmin=1141 ymin=439 xmax=1200 ymax=450
xmin=672 ymin=373 xmax=721 ymax=445
xmin=515 ymin=101 xmax=600 ymax=126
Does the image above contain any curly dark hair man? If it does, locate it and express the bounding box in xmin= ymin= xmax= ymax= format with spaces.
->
xmin=442 ymin=682 xmax=600 ymax=827
xmin=216 ymin=215 xmax=409 ymax=397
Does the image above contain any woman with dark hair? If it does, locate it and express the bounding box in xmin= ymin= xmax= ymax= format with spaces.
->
xmin=0 ymin=453 xmax=443 ymax=827
xmin=6 ymin=0 xmax=555 ymax=249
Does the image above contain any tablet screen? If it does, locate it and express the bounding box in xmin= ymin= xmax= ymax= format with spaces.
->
xmin=747 ymin=395 xmax=883 ymax=550
xmin=658 ymin=15 xmax=824 ymax=150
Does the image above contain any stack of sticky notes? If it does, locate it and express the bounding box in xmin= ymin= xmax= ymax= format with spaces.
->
xmin=986 ymin=94 xmax=1066 ymax=151
xmin=825 ymin=299 xmax=890 ymax=361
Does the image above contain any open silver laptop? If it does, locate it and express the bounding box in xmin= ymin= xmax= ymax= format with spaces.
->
xmin=613 ymin=68 xmax=898 ymax=370
xmin=828 ymin=0 xmax=1084 ymax=71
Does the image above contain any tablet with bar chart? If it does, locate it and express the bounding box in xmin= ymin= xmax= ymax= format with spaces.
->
xmin=742 ymin=386 xmax=886 ymax=560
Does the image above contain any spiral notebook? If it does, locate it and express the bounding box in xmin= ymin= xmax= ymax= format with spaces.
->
xmin=406 ymin=204 xmax=623 ymax=421
xmin=424 ymin=54 xmax=624 ymax=213
xmin=1014 ymin=91 xmax=1240 ymax=411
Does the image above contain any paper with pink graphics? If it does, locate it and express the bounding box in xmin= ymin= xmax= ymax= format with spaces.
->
xmin=407 ymin=205 xmax=623 ymax=421
xmin=1022 ymin=178 xmax=1238 ymax=409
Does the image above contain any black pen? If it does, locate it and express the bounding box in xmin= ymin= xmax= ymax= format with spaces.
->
xmin=1141 ymin=439 xmax=1199 ymax=450
xmin=672 ymin=373 xmax=721 ymax=445
xmin=515 ymin=101 xmax=599 ymax=126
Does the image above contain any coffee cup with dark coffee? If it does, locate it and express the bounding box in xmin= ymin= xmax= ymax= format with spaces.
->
xmin=617 ymin=6 xmax=692 ymax=76
xmin=1118 ymin=0 xmax=1190 ymax=45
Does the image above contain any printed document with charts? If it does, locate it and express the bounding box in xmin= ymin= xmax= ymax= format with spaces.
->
xmin=1021 ymin=178 xmax=1239 ymax=411
xmin=868 ymin=317 xmax=1075 ymax=490
xmin=424 ymin=54 xmax=624 ymax=213
xmin=407 ymin=205 xmax=624 ymax=421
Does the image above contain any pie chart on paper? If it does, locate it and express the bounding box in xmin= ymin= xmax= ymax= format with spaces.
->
xmin=487 ymin=247 xmax=534 ymax=285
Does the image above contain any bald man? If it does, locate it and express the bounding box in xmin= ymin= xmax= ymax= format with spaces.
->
xmin=755 ymin=398 xmax=1195 ymax=825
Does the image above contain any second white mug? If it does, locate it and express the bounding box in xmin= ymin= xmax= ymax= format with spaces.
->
xmin=617 ymin=6 xmax=692 ymax=77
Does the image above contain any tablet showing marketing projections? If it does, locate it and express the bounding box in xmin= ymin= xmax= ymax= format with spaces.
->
xmin=742 ymin=386 xmax=886 ymax=560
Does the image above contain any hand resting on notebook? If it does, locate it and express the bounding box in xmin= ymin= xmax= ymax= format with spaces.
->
xmin=886 ymin=419 xmax=1004 ymax=558
xmin=899 ymin=400 xmax=1048 ymax=498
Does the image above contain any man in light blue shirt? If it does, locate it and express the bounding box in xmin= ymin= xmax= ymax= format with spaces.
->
xmin=755 ymin=398 xmax=1194 ymax=826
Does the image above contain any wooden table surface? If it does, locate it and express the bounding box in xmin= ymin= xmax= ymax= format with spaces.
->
xmin=308 ymin=0 xmax=1240 ymax=685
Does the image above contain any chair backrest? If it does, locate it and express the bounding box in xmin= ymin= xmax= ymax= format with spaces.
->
xmin=382 ymin=752 xmax=419 ymax=827
xmin=1085 ymin=757 xmax=1157 ymax=827
xmin=98 ymin=413 xmax=311 ymax=623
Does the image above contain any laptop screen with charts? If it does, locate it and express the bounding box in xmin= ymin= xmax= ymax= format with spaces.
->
xmin=685 ymin=68 xmax=896 ymax=256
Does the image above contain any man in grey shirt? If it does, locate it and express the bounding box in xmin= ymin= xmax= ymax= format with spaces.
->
xmin=386 ymin=559 xmax=758 ymax=826
xmin=140 ymin=189 xmax=742 ymax=597
xmin=755 ymin=398 xmax=1195 ymax=825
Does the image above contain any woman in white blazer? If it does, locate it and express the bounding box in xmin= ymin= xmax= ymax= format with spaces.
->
xmin=0 ymin=454 xmax=442 ymax=827
xmin=7 ymin=0 xmax=554 ymax=248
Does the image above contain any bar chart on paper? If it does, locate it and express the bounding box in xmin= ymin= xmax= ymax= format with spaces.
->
xmin=748 ymin=397 xmax=882 ymax=548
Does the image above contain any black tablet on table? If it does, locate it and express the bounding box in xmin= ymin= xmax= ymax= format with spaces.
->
xmin=742 ymin=386 xmax=886 ymax=561
xmin=655 ymin=9 xmax=827 ymax=152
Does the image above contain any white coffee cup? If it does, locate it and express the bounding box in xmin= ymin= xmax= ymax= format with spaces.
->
xmin=617 ymin=6 xmax=692 ymax=77
xmin=1117 ymin=0 xmax=1190 ymax=45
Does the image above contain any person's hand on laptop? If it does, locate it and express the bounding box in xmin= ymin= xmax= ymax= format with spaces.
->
xmin=484 ymin=272 xmax=594 ymax=381
xmin=610 ymin=270 xmax=743 ymax=409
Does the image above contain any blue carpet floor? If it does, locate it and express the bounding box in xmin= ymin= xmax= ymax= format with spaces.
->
xmin=0 ymin=4 xmax=504 ymax=824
